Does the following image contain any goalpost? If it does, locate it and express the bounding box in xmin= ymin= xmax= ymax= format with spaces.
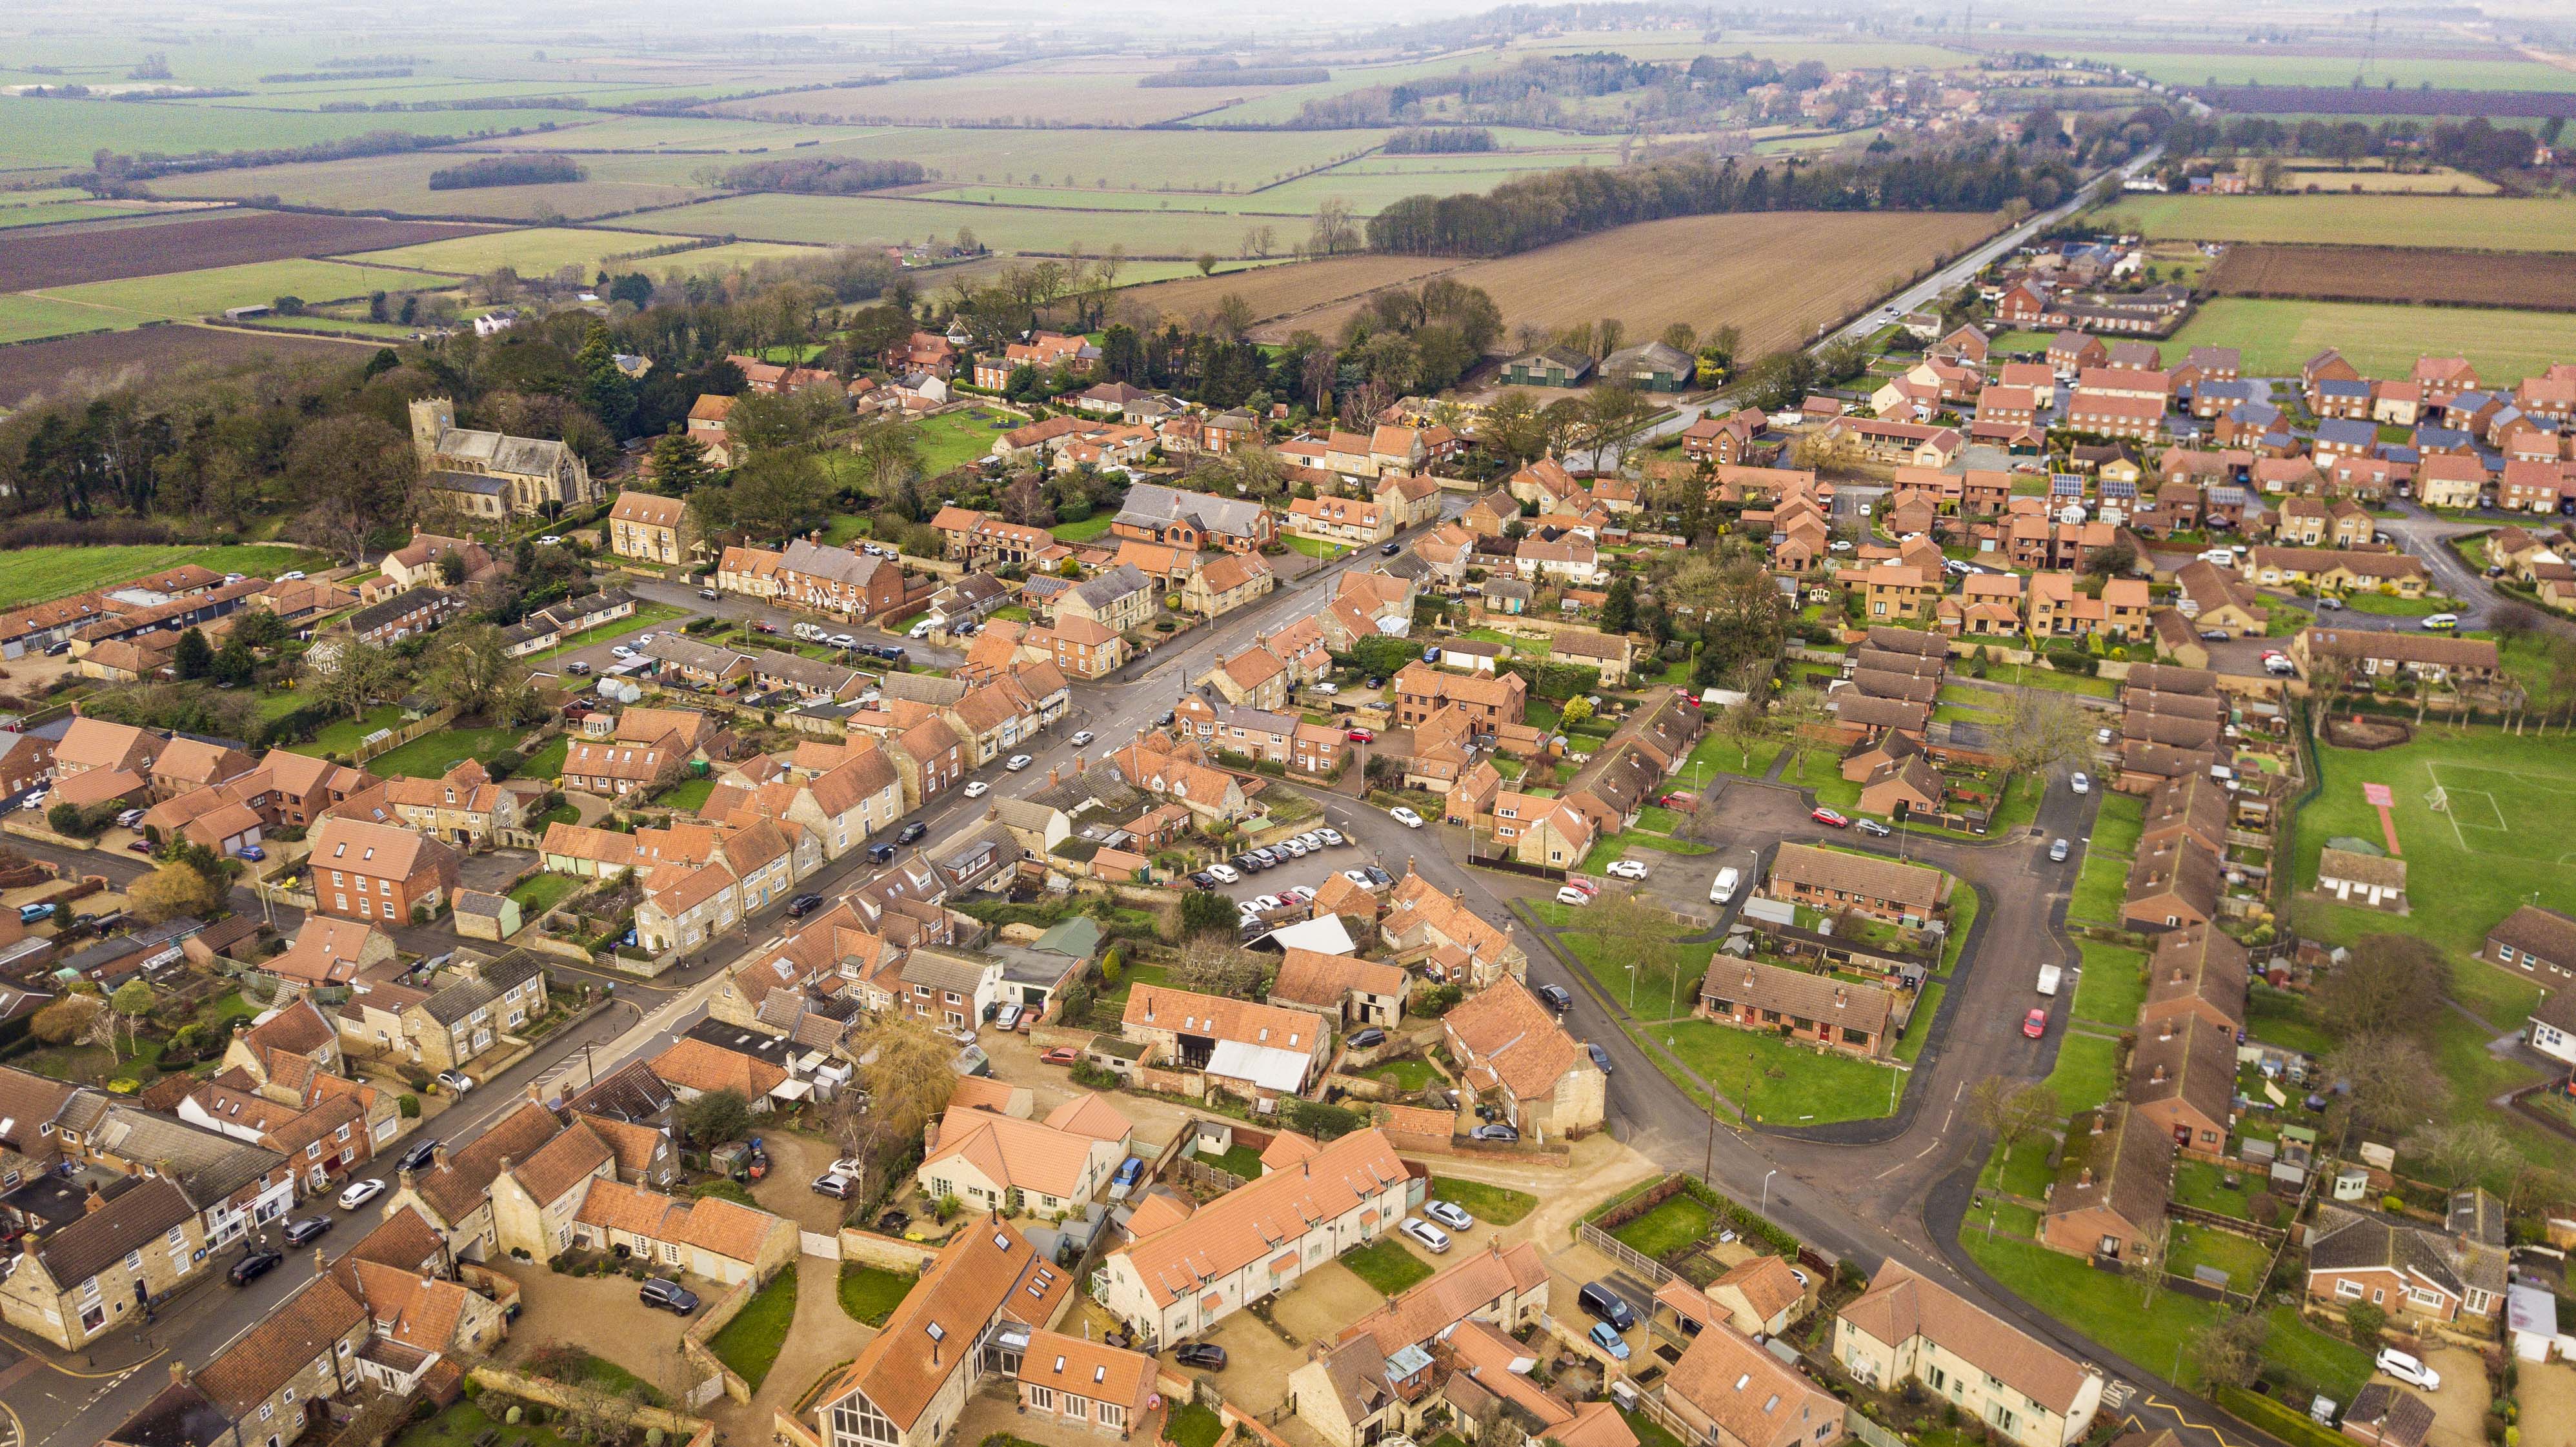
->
xmin=2424 ymin=784 xmax=2448 ymax=813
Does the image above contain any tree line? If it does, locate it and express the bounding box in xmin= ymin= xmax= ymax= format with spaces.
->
xmin=1364 ymin=141 xmax=2085 ymax=256
xmin=2157 ymin=113 xmax=2554 ymax=179
xmin=426 ymin=154 xmax=587 ymax=190
xmin=715 ymin=156 xmax=928 ymax=194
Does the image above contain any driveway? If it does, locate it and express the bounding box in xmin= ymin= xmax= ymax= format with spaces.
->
xmin=488 ymin=1259 xmax=706 ymax=1402
xmin=747 ymin=1129 xmax=849 ymax=1234
xmin=457 ymin=847 xmax=537 ymax=895
xmin=2398 ymin=1344 xmax=2492 ymax=1447
xmin=2516 ymin=1358 xmax=2576 ymax=1447
xmin=704 ymin=1253 xmax=860 ymax=1441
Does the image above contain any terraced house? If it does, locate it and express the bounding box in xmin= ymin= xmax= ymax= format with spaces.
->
xmin=1833 ymin=1262 xmax=2103 ymax=1447
xmin=0 ymin=1177 xmax=210 ymax=1349
xmin=1764 ymin=844 xmax=1947 ymax=926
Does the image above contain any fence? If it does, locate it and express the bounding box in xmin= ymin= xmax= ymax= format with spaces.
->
xmin=1576 ymin=1220 xmax=1679 ymax=1286
xmin=350 ymin=705 xmax=459 ymax=764
xmin=1842 ymin=1409 xmax=1909 ymax=1447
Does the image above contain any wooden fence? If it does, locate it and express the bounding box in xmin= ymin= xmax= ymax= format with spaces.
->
xmin=351 ymin=705 xmax=459 ymax=764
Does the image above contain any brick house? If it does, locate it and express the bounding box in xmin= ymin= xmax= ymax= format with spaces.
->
xmin=1698 ymin=959 xmax=1897 ymax=1059
xmin=0 ymin=1177 xmax=210 ymax=1349
xmin=307 ymin=817 xmax=459 ymax=925
xmin=1764 ymin=843 xmax=1946 ymax=925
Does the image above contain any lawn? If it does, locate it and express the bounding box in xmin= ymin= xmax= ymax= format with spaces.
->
xmin=2289 ymin=725 xmax=2576 ymax=956
xmin=1978 ymin=660 xmax=2118 ymax=699
xmin=2068 ymin=842 xmax=2133 ymax=927
xmin=706 ymin=1267 xmax=798 ymax=1391
xmin=1895 ymin=980 xmax=1944 ymax=1064
xmin=1576 ymin=829 xmax=1717 ymax=876
xmin=1051 ymin=514 xmax=1115 ymax=542
xmin=2166 ymin=1222 xmax=2275 ymax=1292
xmin=657 ymin=776 xmax=717 ymax=812
xmin=2260 ymin=1305 xmax=2375 ymax=1402
xmin=508 ymin=872 xmax=584 ymax=915
xmin=909 ymin=407 xmax=1011 ymax=474
xmin=1341 ymin=1238 xmax=1434 ymax=1296
xmin=1200 ymin=1142 xmax=1267 ymax=1180
xmin=1610 ymin=1193 xmax=1713 ymax=1258
xmin=2171 ymin=1158 xmax=2258 ymax=1220
xmin=285 ymin=703 xmax=407 ymax=758
xmin=392 ymin=1401 xmax=579 ymax=1447
xmin=366 ymin=724 xmax=525 ymax=780
xmin=2040 ymin=1033 xmax=2118 ymax=1114
xmin=1555 ymin=923 xmax=1715 ymax=1023
xmin=1940 ymin=887 xmax=1979 ymax=971
xmin=0 ymin=542 xmax=328 ymax=611
xmin=1621 ymin=1410 xmax=1684 ymax=1447
xmin=524 ymin=734 xmax=570 ymax=780
xmin=2246 ymin=984 xmax=2335 ymax=1057
xmin=1285 ymin=534 xmax=1347 ymax=560
xmin=1646 ymin=1018 xmax=1907 ymax=1125
xmin=2070 ymin=940 xmax=2147 ymax=1028
xmin=1364 ymin=1057 xmax=1439 ymax=1091
xmin=1164 ymin=1404 xmax=1225 ymax=1447
xmin=2091 ymin=790 xmax=2146 ymax=858
xmin=2167 ymin=298 xmax=2576 ymax=387
xmin=1977 ymin=1138 xmax=2054 ymax=1200
xmin=836 ymin=1264 xmax=917 ymax=1327
xmin=1959 ymin=1230 xmax=2226 ymax=1391
xmin=2337 ymin=591 xmax=2450 ymax=618
xmin=1425 ymin=1177 xmax=1538 ymax=1226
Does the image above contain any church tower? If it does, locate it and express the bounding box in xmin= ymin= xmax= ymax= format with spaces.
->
xmin=408 ymin=397 xmax=456 ymax=465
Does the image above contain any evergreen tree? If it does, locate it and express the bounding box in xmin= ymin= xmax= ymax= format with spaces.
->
xmin=1600 ymin=578 xmax=1637 ymax=634
xmin=649 ymin=432 xmax=719 ymax=493
xmin=576 ymin=322 xmax=636 ymax=436
xmin=172 ymin=627 xmax=213 ymax=681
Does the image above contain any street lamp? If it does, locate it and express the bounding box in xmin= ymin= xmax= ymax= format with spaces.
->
xmin=1760 ymin=1168 xmax=1778 ymax=1214
xmin=1624 ymin=962 xmax=1636 ymax=1012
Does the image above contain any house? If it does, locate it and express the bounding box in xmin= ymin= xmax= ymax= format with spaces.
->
xmin=2305 ymin=1201 xmax=2506 ymax=1328
xmin=1498 ymin=347 xmax=1595 ymax=388
xmin=2127 ymin=1009 xmax=2235 ymax=1151
xmin=1392 ymin=662 xmax=1526 ymax=729
xmin=1112 ymin=483 xmax=1277 ymax=553
xmin=307 ymin=817 xmax=459 ymax=925
xmin=1833 ymin=1261 xmax=2104 ymax=1447
xmin=608 ymin=492 xmax=689 ymax=567
xmin=1682 ymin=409 xmax=1766 ymax=465
xmin=1025 ymin=615 xmax=1125 ymax=680
xmin=2245 ymin=548 xmax=2429 ymax=596
xmin=1383 ymin=873 xmax=1527 ymax=987
xmin=2138 ymin=925 xmax=2248 ymax=1037
xmin=1288 ymin=495 xmax=1396 ymax=547
xmin=2289 ymin=628 xmax=2499 ymax=687
xmin=371 ymin=758 xmax=522 ymax=853
xmin=1091 ymin=1128 xmax=1414 ymax=1346
xmin=2482 ymin=904 xmax=2576 ymax=985
xmin=337 ymin=951 xmax=548 ymax=1075
xmin=1267 ymin=947 xmax=1407 ymax=1027
xmin=341 ymin=588 xmax=463 ymax=648
xmin=1013 ymin=1331 xmax=1159 ymax=1441
xmin=2341 ymin=1385 xmax=2438 ymax=1447
xmin=2038 ymin=1105 xmax=2172 ymax=1265
xmin=1765 ymin=843 xmax=1945 ymax=926
xmin=1290 ymin=1243 xmax=1562 ymax=1447
xmin=103 ymin=1274 xmax=373 ymax=1447
xmin=1660 ymin=1317 xmax=1845 ymax=1447
xmin=408 ymin=398 xmax=601 ymax=516
xmin=973 ymin=331 xmax=1093 ymax=389
xmin=0 ymin=1176 xmax=212 ymax=1349
xmin=1057 ymin=565 xmax=1155 ymax=636
xmin=1698 ymin=960 xmax=1897 ymax=1059
xmin=1441 ymin=977 xmax=1605 ymax=1140
xmin=1547 ymin=630 xmax=1629 ymax=685
xmin=2317 ymin=848 xmax=2407 ymax=911
xmin=916 ymin=1095 xmax=1131 ymax=1220
xmin=2171 ymin=560 xmax=2267 ymax=636
xmin=1514 ymin=532 xmax=1601 ymax=585
xmin=1118 ymin=985 xmax=1331 ymax=1109
xmin=805 ymin=1217 xmax=1073 ymax=1447
xmin=1178 ymin=551 xmax=1275 ymax=619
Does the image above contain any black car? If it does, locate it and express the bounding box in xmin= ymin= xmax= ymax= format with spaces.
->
xmin=229 ymin=1249 xmax=284 ymax=1286
xmin=1470 ymin=1122 xmax=1520 ymax=1143
xmin=1189 ymin=871 xmax=1218 ymax=890
xmin=786 ymin=893 xmax=826 ymax=918
xmin=1231 ymin=853 xmax=1264 ymax=874
xmin=1347 ymin=1026 xmax=1387 ymax=1049
xmin=1535 ymin=984 xmax=1573 ymax=1013
xmin=1174 ymin=1343 xmax=1228 ymax=1370
xmin=897 ymin=821 xmax=927 ymax=844
xmin=284 ymin=1216 xmax=334 ymax=1247
xmin=1362 ymin=865 xmax=1393 ymax=887
xmin=1157 ymin=710 xmax=1176 ymax=727
xmin=868 ymin=844 xmax=896 ymax=864
xmin=639 ymin=1278 xmax=701 ymax=1315
xmin=1380 ymin=541 xmax=1402 ymax=556
xmin=396 ymin=1138 xmax=439 ymax=1173
xmin=1586 ymin=1043 xmax=1615 ymax=1075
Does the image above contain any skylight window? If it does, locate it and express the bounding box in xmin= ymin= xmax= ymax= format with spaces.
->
xmin=925 ymin=1322 xmax=945 ymax=1342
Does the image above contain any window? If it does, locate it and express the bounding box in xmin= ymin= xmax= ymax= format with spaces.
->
xmin=1099 ymin=1404 xmax=1124 ymax=1430
xmin=2336 ymin=1280 xmax=2365 ymax=1300
xmin=1027 ymin=1388 xmax=1054 ymax=1412
xmin=125 ymin=1250 xmax=141 ymax=1271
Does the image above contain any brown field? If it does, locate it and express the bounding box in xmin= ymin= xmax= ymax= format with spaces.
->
xmin=1112 ymin=256 xmax=1464 ymax=330
xmin=0 ymin=210 xmax=495 ymax=293
xmin=0 ymin=324 xmax=369 ymax=407
xmin=2205 ymin=243 xmax=2576 ymax=312
xmin=1233 ymin=211 xmax=2002 ymax=354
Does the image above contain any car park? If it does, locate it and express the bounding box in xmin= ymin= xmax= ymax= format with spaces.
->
xmin=1252 ymin=894 xmax=1287 ymax=913
xmin=1399 ymin=1217 xmax=1451 ymax=1253
xmin=1470 ymin=1122 xmax=1519 ymax=1142
xmin=1296 ymin=831 xmax=1328 ymax=852
xmin=1854 ymin=819 xmax=1891 ymax=837
xmin=229 ymin=1250 xmax=284 ymax=1286
xmin=2022 ymin=1007 xmax=2048 ymax=1039
xmin=1230 ymin=854 xmax=1262 ymax=874
xmin=1554 ymin=885 xmax=1593 ymax=906
xmin=285 ymin=1216 xmax=334 ymax=1246
xmin=1389 ymin=805 xmax=1424 ymax=828
xmin=1251 ymin=847 xmax=1281 ymax=867
xmin=1605 ymin=859 xmax=1649 ymax=880
xmin=1278 ymin=836 xmax=1308 ymax=858
xmin=2049 ymin=838 xmax=2070 ymax=862
xmin=1811 ymin=807 xmax=1851 ymax=827
xmin=1424 ymin=1200 xmax=1474 ymax=1231
xmin=2375 ymin=1350 xmax=2439 ymax=1391
xmin=1284 ymin=885 xmax=1317 ymax=904
xmin=338 ymin=1177 xmax=388 ymax=1210
xmin=1174 ymin=1344 xmax=1227 ymax=1370
xmin=1207 ymin=863 xmax=1240 ymax=884
xmin=639 ymin=1279 xmax=701 ymax=1315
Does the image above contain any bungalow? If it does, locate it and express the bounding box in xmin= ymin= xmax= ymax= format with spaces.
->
xmin=2127 ymin=1009 xmax=2235 ymax=1151
xmin=2288 ymin=628 xmax=2499 ymax=687
xmin=1764 ymin=842 xmax=1946 ymax=926
xmin=1698 ymin=959 xmax=1898 ymax=1060
xmin=2038 ymin=1104 xmax=2172 ymax=1265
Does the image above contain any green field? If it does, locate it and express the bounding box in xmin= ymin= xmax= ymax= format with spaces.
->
xmin=0 ymin=294 xmax=127 ymax=345
xmin=2166 ymin=298 xmax=2576 ymax=386
xmin=0 ymin=542 xmax=327 ymax=610
xmin=0 ymin=200 xmax=134 ymax=230
xmin=335 ymin=226 xmax=781 ymax=276
xmin=2291 ymin=725 xmax=2576 ymax=959
xmin=630 ymin=193 xmax=1314 ymax=259
xmin=911 ymin=408 xmax=1012 ymax=474
xmin=2103 ymin=193 xmax=2576 ymax=252
xmin=32 ymin=258 xmax=449 ymax=326
xmin=152 ymin=149 xmax=723 ymax=221
xmin=0 ymin=94 xmax=600 ymax=170
xmin=2068 ymin=50 xmax=2576 ymax=94
xmin=1644 ymin=1017 xmax=1906 ymax=1125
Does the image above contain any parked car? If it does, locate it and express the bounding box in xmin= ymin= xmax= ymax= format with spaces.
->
xmin=236 ymin=844 xmax=265 ymax=862
xmin=285 ymin=1216 xmax=334 ymax=1247
xmin=2376 ymin=1350 xmax=2439 ymax=1392
xmin=1041 ymin=1046 xmax=1081 ymax=1066
xmin=434 ymin=1070 xmax=473 ymax=1095
xmin=2315 ymin=595 xmax=2344 ymax=611
xmin=962 ymin=780 xmax=989 ymax=798
xmin=994 ymin=1004 xmax=1023 ymax=1032
xmin=2049 ymin=838 xmax=2071 ymax=862
xmin=1206 ymin=863 xmax=1241 ymax=885
xmin=564 ymin=660 xmax=592 ymax=677
xmin=2069 ymin=772 xmax=2091 ymax=794
xmin=2199 ymin=628 xmax=2231 ymax=642
xmin=1277 ymin=836 xmax=1309 ymax=858
xmin=1348 ymin=1026 xmax=1387 ymax=1049
xmin=812 ymin=1173 xmax=858 ymax=1199
xmin=698 ymin=587 xmax=719 ymax=601
xmin=1362 ymin=865 xmax=1393 ymax=887
xmin=229 ymin=1250 xmax=284 ymax=1286
xmin=786 ymin=893 xmax=826 ymax=918
xmin=1070 ymin=731 xmax=1095 ymax=747
xmin=1810 ymin=807 xmax=1851 ymax=828
xmin=1189 ymin=871 xmax=1217 ymax=890
xmin=1005 ymin=754 xmax=1033 ymax=771
xmin=1587 ymin=1043 xmax=1615 ymax=1074
xmin=1251 ymin=847 xmax=1281 ymax=867
xmin=1580 ymin=1281 xmax=1639 ymax=1331
xmin=1316 ymin=827 xmax=1345 ymax=847
xmin=1424 ymin=1199 xmax=1474 ymax=1232
xmin=610 ymin=645 xmax=637 ymax=659
xmin=1855 ymin=818 xmax=1893 ymax=837
xmin=1587 ymin=1322 xmax=1631 ymax=1361
xmin=1554 ymin=885 xmax=1593 ymax=907
xmin=2022 ymin=1007 xmax=2049 ymax=1039
xmin=1346 ymin=726 xmax=1375 ymax=743
xmin=896 ymin=820 xmax=927 ymax=844
xmin=1388 ymin=805 xmax=1424 ymax=828
xmin=1112 ymin=1157 xmax=1145 ymax=1191
xmin=127 ymin=840 xmax=154 ymax=855
xmin=1380 ymin=541 xmax=1402 ymax=556
xmin=1399 ymin=1217 xmax=1452 ymax=1253
xmin=1309 ymin=682 xmax=1339 ymax=696
xmin=869 ymin=844 xmax=896 ymax=864
xmin=1536 ymin=984 xmax=1573 ymax=1013
xmin=1230 ymin=854 xmax=1262 ymax=875
xmin=396 ymin=1138 xmax=439 ymax=1171
xmin=752 ymin=620 xmax=778 ymax=634
xmin=338 ymin=1177 xmax=388 ymax=1210
xmin=115 ymin=808 xmax=146 ymax=829
xmin=639 ymin=1279 xmax=701 ymax=1315
xmin=2420 ymin=612 xmax=2460 ymax=631
xmin=1174 ymin=1344 xmax=1227 ymax=1371
xmin=1604 ymin=859 xmax=1649 ymax=880
xmin=1470 ymin=1122 xmax=1519 ymax=1142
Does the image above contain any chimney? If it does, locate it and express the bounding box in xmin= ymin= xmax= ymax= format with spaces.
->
xmin=314 ymin=1246 xmax=328 ymax=1273
xmin=2158 ymin=1022 xmax=2175 ymax=1042
xmin=2077 ymin=1166 xmax=2093 ymax=1189
xmin=430 ymin=1143 xmax=449 ymax=1171
xmin=83 ymin=1182 xmax=105 ymax=1214
xmin=2151 ymin=1064 xmax=2168 ymax=1084
xmin=1075 ymin=754 xmax=1087 ymax=774
xmin=1049 ymin=767 xmax=1060 ymax=787
xmin=399 ymin=1166 xmax=417 ymax=1191
xmin=1743 ymin=966 xmax=1756 ymax=989
xmin=1833 ymin=987 xmax=1847 ymax=1009
xmin=527 ymin=1080 xmax=543 ymax=1103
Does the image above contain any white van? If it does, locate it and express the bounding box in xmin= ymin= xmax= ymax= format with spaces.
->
xmin=2037 ymin=964 xmax=2062 ymax=996
xmin=1709 ymin=867 xmax=1741 ymax=905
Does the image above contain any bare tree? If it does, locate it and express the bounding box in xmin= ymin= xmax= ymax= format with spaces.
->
xmin=2316 ymin=934 xmax=2446 ymax=1041
xmin=2186 ymin=1311 xmax=2269 ymax=1391
xmin=2405 ymin=1119 xmax=2515 ymax=1189
xmin=1970 ymin=1078 xmax=2061 ymax=1168
xmin=1587 ymin=893 xmax=1687 ymax=1018
xmin=846 ymin=1015 xmax=959 ymax=1146
xmin=1169 ymin=935 xmax=1269 ymax=998
xmin=1992 ymin=690 xmax=2092 ymax=782
xmin=2322 ymin=1033 xmax=2448 ymax=1147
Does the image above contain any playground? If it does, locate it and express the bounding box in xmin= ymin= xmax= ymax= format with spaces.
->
xmin=2295 ymin=725 xmax=2576 ymax=956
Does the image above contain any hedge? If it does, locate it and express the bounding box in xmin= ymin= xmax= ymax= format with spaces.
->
xmin=2215 ymin=1386 xmax=2350 ymax=1447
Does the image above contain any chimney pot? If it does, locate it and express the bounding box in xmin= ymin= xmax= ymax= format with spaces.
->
xmin=315 ymin=1246 xmax=328 ymax=1273
xmin=2151 ymin=1064 xmax=2168 ymax=1083
xmin=431 ymin=1144 xmax=448 ymax=1169
xmin=171 ymin=1361 xmax=189 ymax=1386
xmin=2077 ymin=1166 xmax=2093 ymax=1188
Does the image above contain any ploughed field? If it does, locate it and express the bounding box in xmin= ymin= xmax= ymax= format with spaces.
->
xmin=0 ymin=209 xmax=494 ymax=292
xmin=2204 ymin=243 xmax=2576 ymax=311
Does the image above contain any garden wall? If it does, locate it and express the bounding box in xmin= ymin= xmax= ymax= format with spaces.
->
xmin=681 ymin=1270 xmax=761 ymax=1404
xmin=835 ymin=1229 xmax=937 ymax=1272
xmin=467 ymin=1365 xmax=713 ymax=1439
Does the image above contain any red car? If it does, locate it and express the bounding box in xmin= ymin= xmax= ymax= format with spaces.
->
xmin=1040 ymin=1046 xmax=1080 ymax=1066
xmin=1811 ymin=807 xmax=1851 ymax=828
xmin=1346 ymin=727 xmax=1375 ymax=743
xmin=2022 ymin=1008 xmax=2048 ymax=1039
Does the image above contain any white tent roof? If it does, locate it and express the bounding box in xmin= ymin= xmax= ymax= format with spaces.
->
xmin=1203 ymin=1039 xmax=1313 ymax=1094
xmin=1261 ymin=915 xmax=1356 ymax=956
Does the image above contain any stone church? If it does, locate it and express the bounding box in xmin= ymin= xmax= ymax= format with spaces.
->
xmin=410 ymin=398 xmax=602 ymax=519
